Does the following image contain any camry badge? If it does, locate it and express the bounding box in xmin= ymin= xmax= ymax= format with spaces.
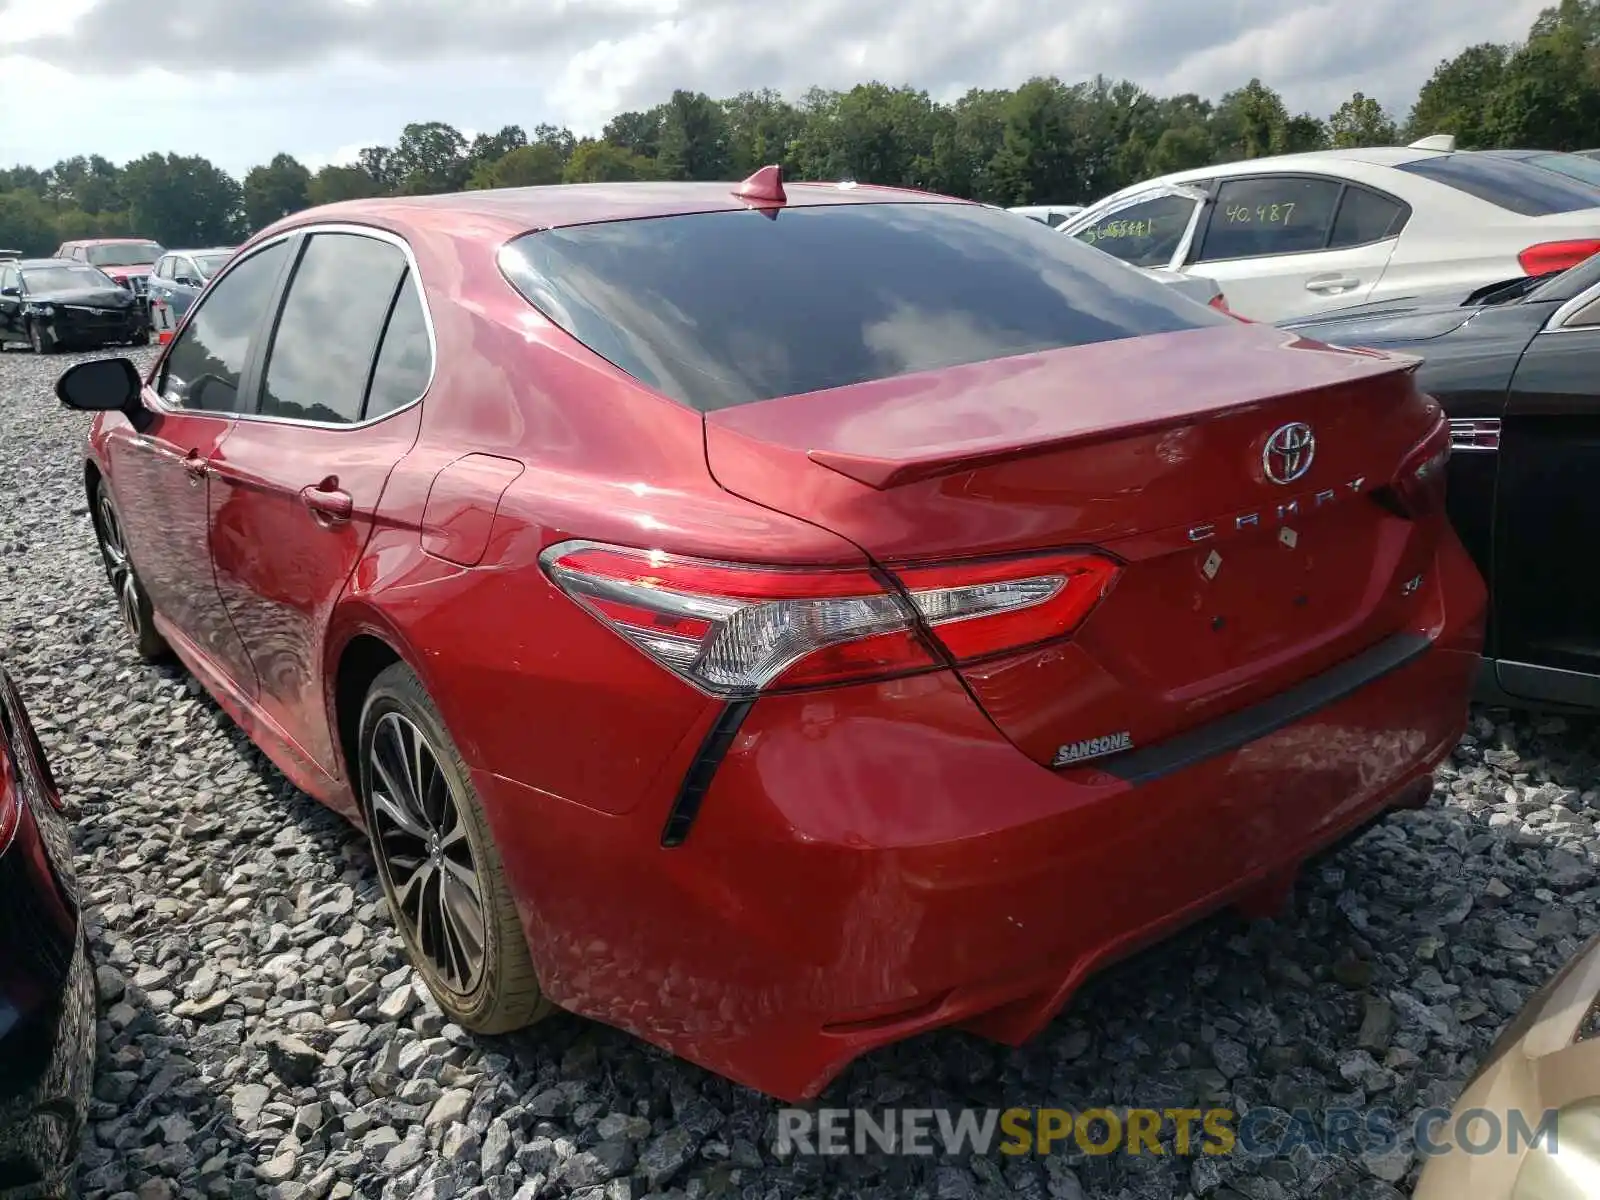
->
xmin=1052 ymin=730 xmax=1134 ymax=768
xmin=1263 ymin=422 xmax=1315 ymax=485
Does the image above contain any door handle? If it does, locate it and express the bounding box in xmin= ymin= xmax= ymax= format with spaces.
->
xmin=1306 ymin=274 xmax=1361 ymax=293
xmin=300 ymin=481 xmax=353 ymax=524
xmin=182 ymin=451 xmax=208 ymax=486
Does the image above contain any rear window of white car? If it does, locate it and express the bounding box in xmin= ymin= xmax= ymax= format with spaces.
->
xmin=1396 ymin=154 xmax=1600 ymax=217
xmin=499 ymin=201 xmax=1233 ymax=412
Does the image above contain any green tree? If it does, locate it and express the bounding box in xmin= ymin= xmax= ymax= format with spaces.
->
xmin=1213 ymin=79 xmax=1292 ymax=159
xmin=562 ymin=140 xmax=656 ymax=182
xmin=120 ymin=152 xmax=242 ymax=245
xmin=392 ymin=122 xmax=470 ymax=194
xmin=242 ymin=153 xmax=311 ymax=231
xmin=1483 ymin=21 xmax=1600 ymax=150
xmin=928 ymin=88 xmax=1009 ymax=201
xmin=357 ymin=145 xmax=401 ymax=192
xmin=0 ymin=190 xmax=60 ymax=255
xmin=722 ymin=89 xmax=807 ymax=174
xmin=602 ymin=110 xmax=664 ymax=160
xmin=468 ymin=143 xmax=566 ymax=189
xmin=307 ymin=164 xmax=384 ymax=205
xmin=1328 ymin=92 xmax=1397 ymax=148
xmin=1405 ymin=44 xmax=1510 ymax=147
xmin=655 ymin=90 xmax=732 ymax=180
xmin=467 ymin=124 xmax=528 ymax=176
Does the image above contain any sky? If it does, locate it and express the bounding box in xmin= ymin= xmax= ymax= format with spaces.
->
xmin=0 ymin=0 xmax=1552 ymax=177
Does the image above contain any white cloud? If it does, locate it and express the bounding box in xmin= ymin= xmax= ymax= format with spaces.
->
xmin=0 ymin=0 xmax=1553 ymax=174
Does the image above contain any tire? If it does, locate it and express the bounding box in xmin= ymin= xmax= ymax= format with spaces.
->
xmin=92 ymin=480 xmax=169 ymax=662
xmin=28 ymin=319 xmax=55 ymax=354
xmin=359 ymin=662 xmax=553 ymax=1033
xmin=130 ymin=326 xmax=150 ymax=347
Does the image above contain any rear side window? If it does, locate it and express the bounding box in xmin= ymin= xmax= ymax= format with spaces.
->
xmin=365 ymin=272 xmax=432 ymax=418
xmin=1198 ymin=177 xmax=1343 ymax=261
xmin=1396 ymin=154 xmax=1600 ymax=216
xmin=500 ymin=202 xmax=1230 ymax=412
xmin=1329 ymin=186 xmax=1409 ymax=249
xmin=1074 ymin=193 xmax=1198 ymax=268
xmin=260 ymin=233 xmax=408 ymax=424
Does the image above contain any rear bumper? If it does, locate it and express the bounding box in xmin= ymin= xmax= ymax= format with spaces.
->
xmin=481 ymin=531 xmax=1487 ymax=1101
xmin=0 ymin=674 xmax=92 ymax=1198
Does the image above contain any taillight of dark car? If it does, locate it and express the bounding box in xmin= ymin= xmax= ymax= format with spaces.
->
xmin=540 ymin=540 xmax=1121 ymax=696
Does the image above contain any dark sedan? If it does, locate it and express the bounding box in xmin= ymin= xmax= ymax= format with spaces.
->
xmin=1282 ymin=254 xmax=1600 ymax=711
xmin=0 ymin=259 xmax=148 ymax=354
xmin=0 ymin=661 xmax=92 ymax=1198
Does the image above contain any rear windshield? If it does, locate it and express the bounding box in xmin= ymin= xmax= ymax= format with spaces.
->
xmin=22 ymin=265 xmax=113 ymax=291
xmin=499 ymin=201 xmax=1231 ymax=412
xmin=1396 ymin=154 xmax=1600 ymax=217
xmin=87 ymin=242 xmax=163 ymax=267
xmin=194 ymin=251 xmax=232 ymax=278
xmin=1509 ymin=151 xmax=1600 ymax=189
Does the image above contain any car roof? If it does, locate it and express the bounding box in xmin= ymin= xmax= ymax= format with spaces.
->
xmin=1145 ymin=145 xmax=1443 ymax=188
xmin=166 ymin=246 xmax=236 ymax=255
xmin=65 ymin=237 xmax=161 ymax=246
xmin=270 ymin=179 xmax=969 ymax=242
xmin=17 ymin=257 xmax=88 ymax=268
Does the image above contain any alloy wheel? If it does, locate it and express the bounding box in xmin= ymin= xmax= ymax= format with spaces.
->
xmin=96 ymin=494 xmax=144 ymax=641
xmin=368 ymin=712 xmax=488 ymax=994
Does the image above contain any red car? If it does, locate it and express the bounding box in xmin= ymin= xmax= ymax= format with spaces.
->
xmin=54 ymin=237 xmax=164 ymax=299
xmin=54 ymin=168 xmax=1486 ymax=1101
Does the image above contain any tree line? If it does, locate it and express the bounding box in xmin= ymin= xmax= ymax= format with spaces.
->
xmin=1 ymin=0 xmax=1596 ymax=256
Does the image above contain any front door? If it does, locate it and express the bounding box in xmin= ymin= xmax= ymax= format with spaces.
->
xmin=209 ymin=229 xmax=430 ymax=780
xmin=104 ymin=236 xmax=295 ymax=695
xmin=1493 ymin=303 xmax=1600 ymax=706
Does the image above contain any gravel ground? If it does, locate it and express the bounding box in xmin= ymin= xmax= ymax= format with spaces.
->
xmin=2 ymin=345 xmax=1598 ymax=1200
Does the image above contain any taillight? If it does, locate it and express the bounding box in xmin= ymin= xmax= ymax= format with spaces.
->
xmin=1518 ymin=239 xmax=1600 ymax=276
xmin=1381 ymin=415 xmax=1451 ymax=517
xmin=540 ymin=540 xmax=1121 ymax=696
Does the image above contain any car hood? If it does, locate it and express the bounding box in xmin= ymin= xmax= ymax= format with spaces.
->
xmin=26 ymin=287 xmax=134 ymax=307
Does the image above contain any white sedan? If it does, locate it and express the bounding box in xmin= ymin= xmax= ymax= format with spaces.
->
xmin=1060 ymin=136 xmax=1600 ymax=322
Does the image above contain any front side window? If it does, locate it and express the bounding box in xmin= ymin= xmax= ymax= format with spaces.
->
xmin=501 ymin=201 xmax=1230 ymax=413
xmin=194 ymin=252 xmax=231 ymax=279
xmin=160 ymin=240 xmax=290 ymax=414
xmin=1 ymin=266 xmax=18 ymax=292
xmin=259 ymin=233 xmax=408 ymax=424
xmin=1073 ymin=194 xmax=1198 ymax=268
xmin=1198 ymin=176 xmax=1344 ymax=261
xmin=87 ymin=242 xmax=163 ymax=267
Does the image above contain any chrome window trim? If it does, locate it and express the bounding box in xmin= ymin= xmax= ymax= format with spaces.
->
xmin=1542 ymin=276 xmax=1600 ymax=332
xmin=150 ymin=221 xmax=438 ymax=431
xmin=1449 ymin=416 xmax=1500 ymax=452
xmin=1062 ymin=184 xmax=1211 ymax=271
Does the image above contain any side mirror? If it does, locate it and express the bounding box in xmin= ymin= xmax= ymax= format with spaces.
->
xmin=0 ymin=285 xmax=18 ymax=297
xmin=178 ymin=276 xmax=201 ymax=288
xmin=56 ymin=357 xmax=143 ymax=414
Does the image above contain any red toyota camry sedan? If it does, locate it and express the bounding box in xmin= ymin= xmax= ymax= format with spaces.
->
xmin=55 ymin=168 xmax=1486 ymax=1101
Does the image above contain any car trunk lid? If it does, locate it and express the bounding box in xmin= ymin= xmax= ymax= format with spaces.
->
xmin=704 ymin=320 xmax=1449 ymax=769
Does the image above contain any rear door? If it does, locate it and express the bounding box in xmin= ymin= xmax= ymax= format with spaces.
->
xmin=1491 ymin=282 xmax=1600 ymax=706
xmin=0 ymin=264 xmax=20 ymax=342
xmin=1186 ymin=175 xmax=1407 ymax=320
xmin=208 ymin=228 xmax=431 ymax=780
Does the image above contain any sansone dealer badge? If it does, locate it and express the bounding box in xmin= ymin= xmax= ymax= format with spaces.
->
xmin=1052 ymin=731 xmax=1134 ymax=768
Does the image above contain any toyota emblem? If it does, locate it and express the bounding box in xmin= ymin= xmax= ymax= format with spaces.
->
xmin=1262 ymin=422 xmax=1315 ymax=485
